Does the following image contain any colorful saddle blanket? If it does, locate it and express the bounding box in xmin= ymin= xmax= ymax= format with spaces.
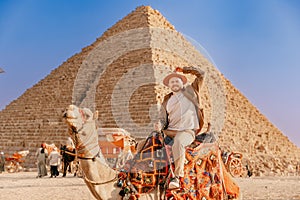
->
xmin=120 ymin=132 xmax=168 ymax=194
xmin=167 ymin=143 xmax=224 ymax=200
xmin=118 ymin=132 xmax=239 ymax=199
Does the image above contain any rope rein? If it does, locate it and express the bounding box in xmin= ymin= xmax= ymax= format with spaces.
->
xmin=62 ymin=150 xmax=100 ymax=161
xmin=83 ymin=173 xmax=119 ymax=185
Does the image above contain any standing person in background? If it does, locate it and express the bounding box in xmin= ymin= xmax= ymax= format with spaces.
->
xmin=65 ymin=136 xmax=76 ymax=174
xmin=49 ymin=147 xmax=60 ymax=178
xmin=36 ymin=143 xmax=48 ymax=178
xmin=0 ymin=152 xmax=5 ymax=173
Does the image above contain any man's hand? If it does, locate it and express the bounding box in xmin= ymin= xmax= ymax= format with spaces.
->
xmin=175 ymin=67 xmax=183 ymax=73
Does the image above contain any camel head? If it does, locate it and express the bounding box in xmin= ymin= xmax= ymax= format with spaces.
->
xmin=62 ymin=105 xmax=100 ymax=156
xmin=62 ymin=104 xmax=98 ymax=133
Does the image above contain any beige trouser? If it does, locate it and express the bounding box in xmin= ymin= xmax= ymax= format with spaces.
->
xmin=163 ymin=129 xmax=195 ymax=177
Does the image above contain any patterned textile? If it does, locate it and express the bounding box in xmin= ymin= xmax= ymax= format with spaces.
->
xmin=118 ymin=132 xmax=239 ymax=199
xmin=121 ymin=132 xmax=169 ymax=194
xmin=166 ymin=143 xmax=225 ymax=200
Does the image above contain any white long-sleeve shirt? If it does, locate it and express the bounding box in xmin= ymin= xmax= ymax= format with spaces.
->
xmin=49 ymin=151 xmax=60 ymax=166
xmin=166 ymin=91 xmax=199 ymax=131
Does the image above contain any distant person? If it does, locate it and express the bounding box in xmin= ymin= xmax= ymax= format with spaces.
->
xmin=0 ymin=152 xmax=5 ymax=173
xmin=36 ymin=143 xmax=48 ymax=178
xmin=246 ymin=164 xmax=253 ymax=177
xmin=49 ymin=147 xmax=60 ymax=178
xmin=65 ymin=136 xmax=75 ymax=174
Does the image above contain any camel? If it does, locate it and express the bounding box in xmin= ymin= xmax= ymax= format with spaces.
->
xmin=63 ymin=104 xmax=160 ymax=200
xmin=63 ymin=104 xmax=240 ymax=200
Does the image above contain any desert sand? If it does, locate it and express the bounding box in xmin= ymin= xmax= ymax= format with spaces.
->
xmin=0 ymin=171 xmax=299 ymax=200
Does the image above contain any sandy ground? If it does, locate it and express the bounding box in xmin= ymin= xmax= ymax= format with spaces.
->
xmin=0 ymin=171 xmax=299 ymax=200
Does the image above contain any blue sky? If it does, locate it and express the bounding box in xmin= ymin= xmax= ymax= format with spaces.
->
xmin=0 ymin=0 xmax=299 ymax=147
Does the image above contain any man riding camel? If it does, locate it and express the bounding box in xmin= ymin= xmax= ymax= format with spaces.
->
xmin=154 ymin=66 xmax=205 ymax=189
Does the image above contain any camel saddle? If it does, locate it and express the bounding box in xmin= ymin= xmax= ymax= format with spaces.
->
xmin=118 ymin=131 xmax=240 ymax=200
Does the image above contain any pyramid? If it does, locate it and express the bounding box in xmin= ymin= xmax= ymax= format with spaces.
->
xmin=0 ymin=6 xmax=299 ymax=175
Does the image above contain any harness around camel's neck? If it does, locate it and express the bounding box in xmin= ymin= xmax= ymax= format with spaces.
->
xmin=71 ymin=124 xmax=118 ymax=186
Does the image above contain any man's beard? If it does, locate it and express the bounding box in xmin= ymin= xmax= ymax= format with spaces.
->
xmin=171 ymin=85 xmax=181 ymax=92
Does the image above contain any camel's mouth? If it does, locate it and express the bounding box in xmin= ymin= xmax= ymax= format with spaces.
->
xmin=64 ymin=117 xmax=77 ymax=126
xmin=63 ymin=113 xmax=77 ymax=126
xmin=62 ymin=105 xmax=82 ymax=120
xmin=63 ymin=110 xmax=78 ymax=120
xmin=65 ymin=115 xmax=77 ymax=120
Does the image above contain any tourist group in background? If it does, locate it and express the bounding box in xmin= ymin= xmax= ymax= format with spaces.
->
xmin=36 ymin=143 xmax=61 ymax=178
xmin=35 ymin=138 xmax=76 ymax=178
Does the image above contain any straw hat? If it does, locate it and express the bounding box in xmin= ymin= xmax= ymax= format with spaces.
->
xmin=163 ymin=72 xmax=187 ymax=86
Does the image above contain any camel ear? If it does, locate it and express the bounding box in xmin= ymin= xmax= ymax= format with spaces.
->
xmin=93 ymin=111 xmax=99 ymax=120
